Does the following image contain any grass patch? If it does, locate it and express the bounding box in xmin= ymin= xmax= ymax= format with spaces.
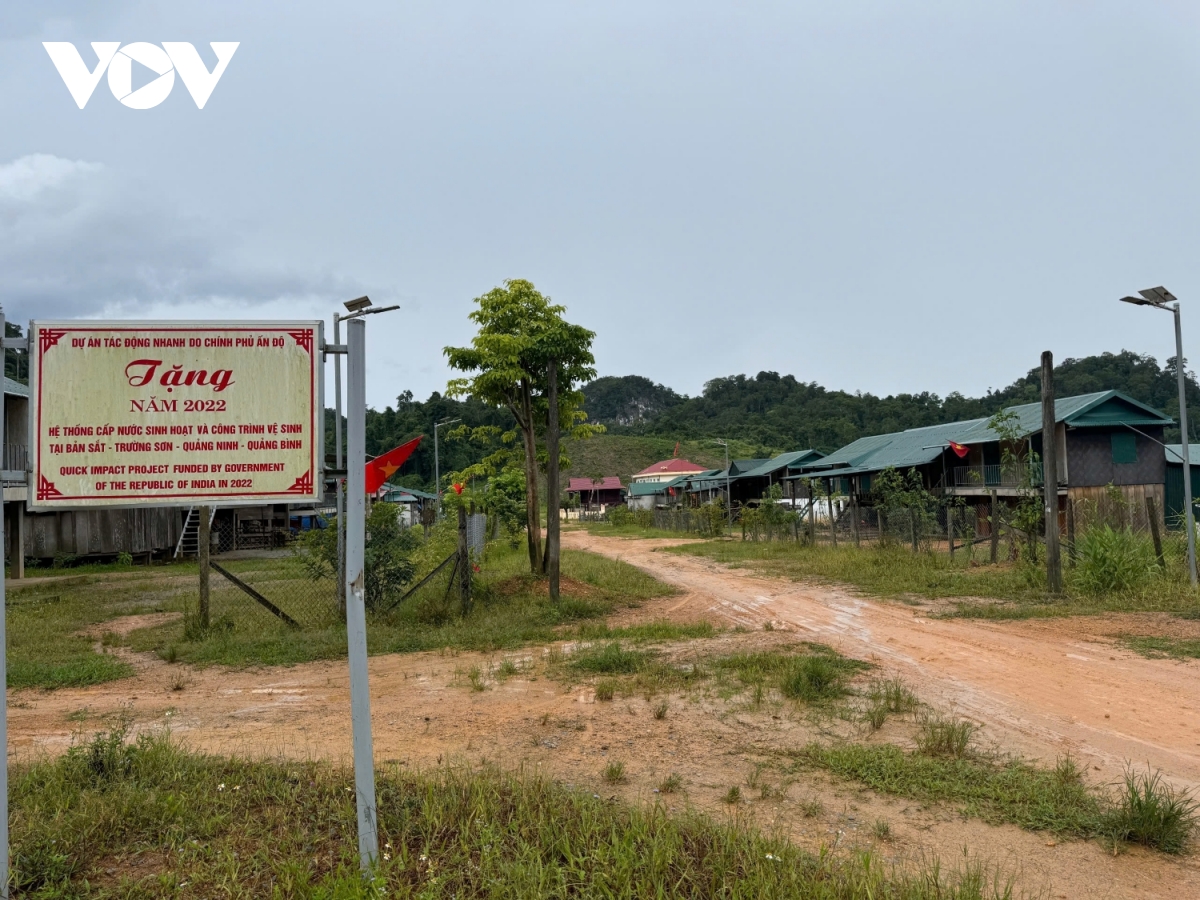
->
xmin=669 ymin=538 xmax=1200 ymax=619
xmin=802 ymin=744 xmax=1197 ymax=852
xmin=802 ymin=744 xmax=1106 ymax=837
xmin=712 ymin=644 xmax=871 ymax=704
xmin=1119 ymin=635 xmax=1200 ymax=660
xmin=915 ymin=715 xmax=977 ymax=758
xmin=9 ymin=725 xmax=1029 ymax=898
xmin=572 ymin=620 xmax=716 ymax=642
xmin=127 ymin=544 xmax=675 ymax=669
xmin=569 ymin=642 xmax=651 ymax=675
xmin=1108 ymin=766 xmax=1199 ymax=854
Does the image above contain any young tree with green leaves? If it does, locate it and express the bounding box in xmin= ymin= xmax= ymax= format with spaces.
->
xmin=444 ymin=280 xmax=600 ymax=596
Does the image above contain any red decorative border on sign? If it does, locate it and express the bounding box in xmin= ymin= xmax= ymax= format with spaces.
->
xmin=288 ymin=329 xmax=314 ymax=355
xmin=285 ymin=471 xmax=314 ymax=495
xmin=33 ymin=325 xmax=321 ymax=505
xmin=39 ymin=328 xmax=67 ymax=355
xmin=37 ymin=474 xmax=64 ymax=501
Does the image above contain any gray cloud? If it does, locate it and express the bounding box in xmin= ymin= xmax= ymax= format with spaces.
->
xmin=0 ymin=153 xmax=360 ymax=324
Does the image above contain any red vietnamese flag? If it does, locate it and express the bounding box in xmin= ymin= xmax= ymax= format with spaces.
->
xmin=365 ymin=436 xmax=422 ymax=494
xmin=948 ymin=441 xmax=970 ymax=459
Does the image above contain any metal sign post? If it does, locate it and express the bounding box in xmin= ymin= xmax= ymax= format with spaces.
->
xmin=344 ymin=317 xmax=379 ymax=871
xmin=0 ymin=307 xmax=10 ymax=899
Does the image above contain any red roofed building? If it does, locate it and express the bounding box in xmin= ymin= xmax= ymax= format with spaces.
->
xmin=631 ymin=458 xmax=708 ymax=484
xmin=566 ymin=476 xmax=625 ymax=512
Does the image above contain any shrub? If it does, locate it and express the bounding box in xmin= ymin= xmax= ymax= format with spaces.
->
xmin=780 ymin=655 xmax=848 ymax=702
xmin=1075 ymin=525 xmax=1158 ymax=595
xmin=1105 ymin=766 xmax=1198 ymax=854
xmin=915 ymin=714 xmax=976 ymax=758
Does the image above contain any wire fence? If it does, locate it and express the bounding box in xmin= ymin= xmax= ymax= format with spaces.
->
xmin=621 ymin=487 xmax=1184 ymax=563
xmin=194 ymin=511 xmax=487 ymax=632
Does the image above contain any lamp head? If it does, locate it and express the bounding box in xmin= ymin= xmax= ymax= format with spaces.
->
xmin=343 ymin=295 xmax=372 ymax=313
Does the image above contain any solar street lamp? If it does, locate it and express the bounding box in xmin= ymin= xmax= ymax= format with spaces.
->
xmin=1120 ymin=286 xmax=1197 ymax=587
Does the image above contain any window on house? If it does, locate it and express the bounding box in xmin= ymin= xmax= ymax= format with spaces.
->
xmin=1111 ymin=432 xmax=1138 ymax=465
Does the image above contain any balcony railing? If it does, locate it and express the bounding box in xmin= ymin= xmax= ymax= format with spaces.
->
xmin=950 ymin=462 xmax=1042 ymax=488
xmin=3 ymin=443 xmax=27 ymax=474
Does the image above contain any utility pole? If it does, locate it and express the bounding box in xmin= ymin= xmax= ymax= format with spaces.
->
xmin=1119 ymin=287 xmax=1197 ymax=587
xmin=345 ymin=317 xmax=379 ymax=873
xmin=333 ymin=311 xmax=345 ymax=616
xmin=0 ymin=307 xmax=10 ymax=898
xmin=1041 ymin=351 xmax=1062 ymax=594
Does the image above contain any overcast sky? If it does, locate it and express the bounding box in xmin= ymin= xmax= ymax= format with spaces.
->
xmin=4 ymin=1 xmax=1200 ymax=410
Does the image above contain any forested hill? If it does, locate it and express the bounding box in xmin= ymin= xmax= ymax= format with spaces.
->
xmin=582 ymin=351 xmax=1200 ymax=450
xmin=354 ymin=350 xmax=1200 ymax=490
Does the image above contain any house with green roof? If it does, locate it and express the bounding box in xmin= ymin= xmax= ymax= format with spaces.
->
xmin=789 ymin=391 xmax=1173 ymax=530
xmin=687 ymin=450 xmax=825 ymax=507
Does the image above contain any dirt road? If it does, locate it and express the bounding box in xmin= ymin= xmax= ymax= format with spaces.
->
xmin=10 ymin=536 xmax=1200 ymax=895
xmin=563 ymin=531 xmax=1200 ymax=791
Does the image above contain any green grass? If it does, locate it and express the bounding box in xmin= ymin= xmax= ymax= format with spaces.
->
xmin=5 ymin=570 xmax=197 ymax=689
xmin=125 ymin=544 xmax=675 ymax=669
xmin=711 ymin=644 xmax=871 ymax=702
xmin=669 ymin=539 xmax=1200 ymax=619
xmin=572 ymin=620 xmax=716 ymax=642
xmin=801 ymin=744 xmax=1197 ymax=852
xmin=9 ymin=726 xmax=1023 ymax=899
xmin=1119 ymin=635 xmax=1200 ymax=660
xmin=4 ymin=543 xmax=676 ymax=689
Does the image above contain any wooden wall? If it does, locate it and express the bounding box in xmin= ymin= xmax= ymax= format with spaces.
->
xmin=1067 ymin=483 xmax=1165 ymax=533
xmin=15 ymin=506 xmax=183 ymax=561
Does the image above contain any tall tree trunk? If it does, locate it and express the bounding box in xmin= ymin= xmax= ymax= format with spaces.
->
xmin=544 ymin=360 xmax=561 ymax=601
xmin=520 ymin=380 xmax=544 ymax=575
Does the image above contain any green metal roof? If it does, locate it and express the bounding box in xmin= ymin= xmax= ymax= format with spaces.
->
xmin=735 ymin=450 xmax=823 ymax=478
xmin=4 ymin=377 xmax=28 ymax=398
xmin=790 ymin=392 xmax=1172 ymax=480
xmin=1165 ymin=445 xmax=1200 ymax=466
xmin=381 ymin=484 xmax=437 ymax=500
xmin=729 ymin=458 xmax=772 ymax=476
xmin=628 ymin=480 xmax=678 ymax=497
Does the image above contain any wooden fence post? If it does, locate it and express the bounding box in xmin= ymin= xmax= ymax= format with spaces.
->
xmin=827 ymin=481 xmax=837 ymax=549
xmin=458 ymin=505 xmax=471 ymax=615
xmin=1147 ymin=496 xmax=1165 ymax=567
xmin=1066 ymin=498 xmax=1076 ymax=567
xmin=851 ymin=492 xmax=860 ymax=547
xmin=909 ymin=508 xmax=918 ymax=553
xmin=198 ymin=506 xmax=211 ymax=629
xmin=989 ymin=490 xmax=999 ymax=565
xmin=807 ymin=485 xmax=815 ymax=545
xmin=948 ymin=505 xmax=955 ymax=559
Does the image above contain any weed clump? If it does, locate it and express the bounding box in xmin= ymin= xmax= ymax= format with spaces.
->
xmin=915 ymin=715 xmax=976 ymax=758
xmin=570 ymin=642 xmax=649 ymax=675
xmin=1104 ymin=766 xmax=1198 ymax=854
xmin=594 ymin=678 xmax=617 ymax=701
xmin=603 ymin=761 xmax=627 ymax=784
xmin=781 ymin=655 xmax=848 ymax=702
xmin=1076 ymin=526 xmax=1158 ymax=595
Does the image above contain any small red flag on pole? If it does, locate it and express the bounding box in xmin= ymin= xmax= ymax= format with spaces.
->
xmin=365 ymin=436 xmax=422 ymax=494
xmin=948 ymin=441 xmax=970 ymax=459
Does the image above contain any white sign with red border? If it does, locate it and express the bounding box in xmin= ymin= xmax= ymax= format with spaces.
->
xmin=29 ymin=321 xmax=323 ymax=509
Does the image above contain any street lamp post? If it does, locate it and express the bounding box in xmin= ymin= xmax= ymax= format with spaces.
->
xmin=1121 ymin=286 xmax=1197 ymax=587
xmin=434 ymin=417 xmax=461 ymax=518
xmin=712 ymin=439 xmax=731 ymax=527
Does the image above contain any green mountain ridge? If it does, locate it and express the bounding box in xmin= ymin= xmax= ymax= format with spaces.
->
xmin=354 ymin=349 xmax=1200 ymax=488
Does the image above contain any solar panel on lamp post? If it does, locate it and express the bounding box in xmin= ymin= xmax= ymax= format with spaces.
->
xmin=1120 ymin=287 xmax=1197 ymax=587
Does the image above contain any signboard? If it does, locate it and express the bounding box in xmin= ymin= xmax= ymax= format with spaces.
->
xmin=29 ymin=321 xmax=323 ymax=509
